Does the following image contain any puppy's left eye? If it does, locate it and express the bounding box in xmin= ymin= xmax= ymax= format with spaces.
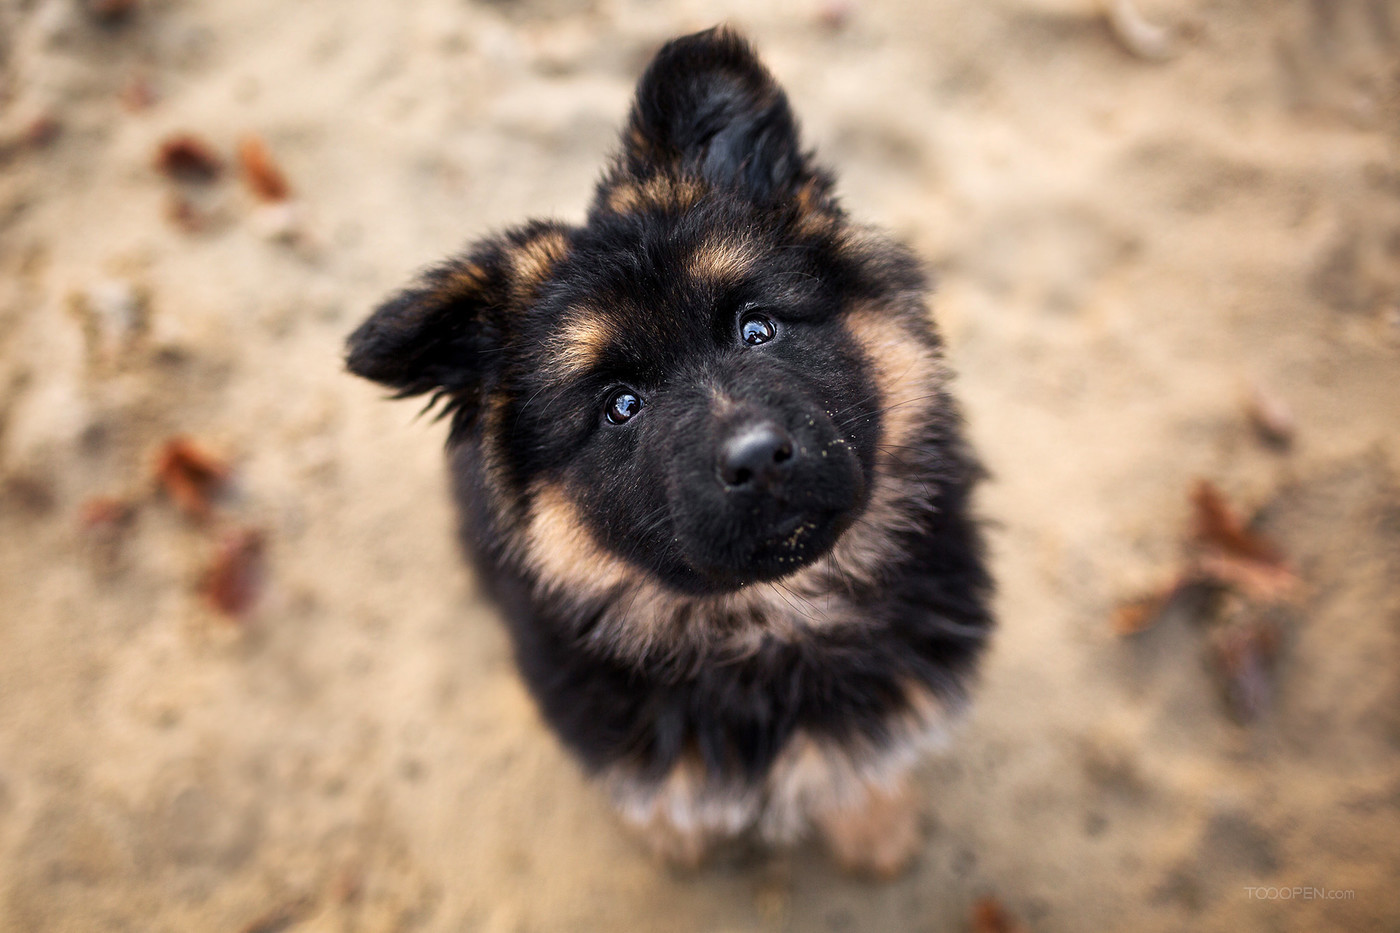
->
xmin=739 ymin=311 xmax=776 ymax=346
xmin=605 ymin=389 xmax=643 ymax=425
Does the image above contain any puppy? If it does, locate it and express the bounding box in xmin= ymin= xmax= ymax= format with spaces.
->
xmin=346 ymin=27 xmax=992 ymax=876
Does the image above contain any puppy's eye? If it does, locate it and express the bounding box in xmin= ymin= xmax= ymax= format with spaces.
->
xmin=740 ymin=311 xmax=776 ymax=346
xmin=605 ymin=389 xmax=643 ymax=425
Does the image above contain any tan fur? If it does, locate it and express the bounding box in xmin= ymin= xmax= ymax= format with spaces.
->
xmin=512 ymin=468 xmax=868 ymax=661
xmin=605 ymin=682 xmax=952 ymax=871
xmin=521 ymin=483 xmax=640 ymax=599
xmin=548 ymin=309 xmax=617 ymax=380
xmin=441 ymin=262 xmax=492 ymax=310
xmin=510 ymin=296 xmax=952 ymax=662
xmin=574 ymin=573 xmax=865 ymax=663
xmin=812 ymin=773 xmax=923 ymax=877
xmin=478 ymin=391 xmax=513 ymax=494
xmin=509 ymin=228 xmax=570 ymax=301
xmin=688 ymin=234 xmax=757 ymax=283
xmin=606 ymin=174 xmax=706 ymax=215
xmin=625 ymin=124 xmax=654 ymax=163
xmin=792 ymin=179 xmax=839 ymax=237
xmin=609 ymin=752 xmax=753 ymax=867
xmin=844 ymin=303 xmax=945 ymax=452
xmin=806 ymin=300 xmax=951 ymax=590
xmin=707 ymin=383 xmax=740 ymax=418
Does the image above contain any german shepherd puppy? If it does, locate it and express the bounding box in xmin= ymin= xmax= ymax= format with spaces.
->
xmin=347 ymin=27 xmax=992 ymax=876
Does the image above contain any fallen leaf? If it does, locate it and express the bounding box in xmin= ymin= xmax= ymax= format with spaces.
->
xmin=155 ymin=134 xmax=222 ymax=182
xmin=1113 ymin=576 xmax=1187 ymax=635
xmin=1189 ymin=479 xmax=1299 ymax=603
xmin=971 ymin=895 xmax=1028 ymax=933
xmin=238 ymin=135 xmax=291 ymax=202
xmin=1194 ymin=551 xmax=1299 ymax=604
xmin=1112 ymin=596 xmax=1161 ymax=636
xmin=1190 ymin=480 xmax=1283 ymax=566
xmin=154 ymin=437 xmax=229 ymax=519
xmin=201 ymin=527 xmax=265 ymax=617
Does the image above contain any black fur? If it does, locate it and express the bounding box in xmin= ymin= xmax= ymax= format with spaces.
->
xmin=617 ymin=28 xmax=821 ymax=203
xmin=453 ymin=437 xmax=989 ymax=783
xmin=348 ymin=26 xmax=993 ymax=845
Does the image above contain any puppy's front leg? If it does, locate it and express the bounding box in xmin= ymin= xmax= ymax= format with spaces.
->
xmin=812 ymin=773 xmax=924 ymax=878
xmin=629 ymin=808 xmax=717 ymax=870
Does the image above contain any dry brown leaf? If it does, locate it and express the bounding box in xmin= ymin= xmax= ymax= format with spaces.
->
xmin=154 ymin=437 xmax=229 ymax=519
xmin=238 ymin=135 xmax=291 ymax=202
xmin=1112 ymin=577 xmax=1190 ymax=636
xmin=1189 ymin=479 xmax=1298 ymax=603
xmin=971 ymin=895 xmax=1028 ymax=933
xmin=1112 ymin=596 xmax=1161 ymax=636
xmin=1194 ymin=552 xmax=1299 ymax=604
xmin=201 ymin=527 xmax=265 ymax=617
xmin=155 ymin=134 xmax=222 ymax=182
xmin=1190 ymin=479 xmax=1283 ymax=565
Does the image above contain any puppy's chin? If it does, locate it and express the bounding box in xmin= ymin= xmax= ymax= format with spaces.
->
xmin=683 ymin=506 xmax=856 ymax=591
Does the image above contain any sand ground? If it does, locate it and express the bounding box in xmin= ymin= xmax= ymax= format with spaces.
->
xmin=2 ymin=0 xmax=1399 ymax=930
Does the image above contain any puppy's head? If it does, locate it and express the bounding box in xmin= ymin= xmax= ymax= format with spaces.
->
xmin=349 ymin=28 xmax=941 ymax=597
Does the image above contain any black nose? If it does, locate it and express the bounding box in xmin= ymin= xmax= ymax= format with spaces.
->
xmin=719 ymin=422 xmax=794 ymax=490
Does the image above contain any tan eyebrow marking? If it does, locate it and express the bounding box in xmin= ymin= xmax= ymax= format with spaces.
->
xmin=688 ymin=234 xmax=757 ymax=283
xmin=549 ymin=307 xmax=618 ymax=380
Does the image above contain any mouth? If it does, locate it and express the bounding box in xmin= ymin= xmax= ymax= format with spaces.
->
xmin=732 ymin=506 xmax=853 ymax=582
xmin=668 ymin=503 xmax=855 ymax=593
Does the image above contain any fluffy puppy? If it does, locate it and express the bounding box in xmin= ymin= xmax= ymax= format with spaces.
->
xmin=346 ymin=27 xmax=992 ymax=876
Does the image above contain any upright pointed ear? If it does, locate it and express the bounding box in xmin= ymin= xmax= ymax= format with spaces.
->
xmin=614 ymin=27 xmax=818 ymax=203
xmin=346 ymin=221 xmax=571 ymax=415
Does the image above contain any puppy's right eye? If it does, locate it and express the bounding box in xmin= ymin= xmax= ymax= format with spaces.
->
xmin=606 ymin=389 xmax=643 ymax=425
xmin=739 ymin=311 xmax=776 ymax=346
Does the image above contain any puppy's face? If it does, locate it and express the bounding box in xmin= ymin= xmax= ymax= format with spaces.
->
xmin=349 ymin=29 xmax=935 ymax=597
xmin=515 ymin=196 xmax=881 ymax=592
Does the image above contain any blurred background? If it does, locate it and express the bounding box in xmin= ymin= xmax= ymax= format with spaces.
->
xmin=1 ymin=0 xmax=1398 ymax=930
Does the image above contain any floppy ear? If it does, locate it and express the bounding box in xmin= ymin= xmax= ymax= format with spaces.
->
xmin=613 ymin=27 xmax=820 ymax=204
xmin=346 ymin=221 xmax=570 ymax=416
